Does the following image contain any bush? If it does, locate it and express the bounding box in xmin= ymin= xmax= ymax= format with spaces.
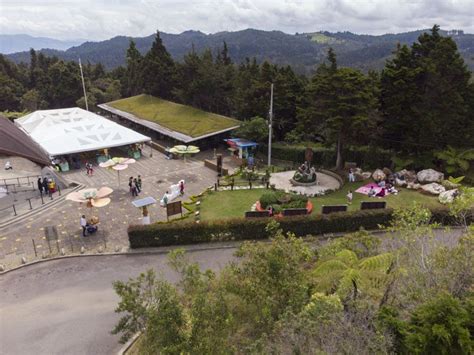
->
xmin=259 ymin=191 xmax=307 ymax=209
xmin=129 ymin=209 xmax=394 ymax=248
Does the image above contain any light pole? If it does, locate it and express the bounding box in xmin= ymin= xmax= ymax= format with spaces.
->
xmin=268 ymin=83 xmax=273 ymax=167
xmin=78 ymin=58 xmax=89 ymax=111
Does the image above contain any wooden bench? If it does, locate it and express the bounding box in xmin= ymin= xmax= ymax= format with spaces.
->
xmin=282 ymin=208 xmax=308 ymax=217
xmin=245 ymin=210 xmax=270 ymax=218
xmin=360 ymin=201 xmax=386 ymax=210
xmin=321 ymin=205 xmax=348 ymax=215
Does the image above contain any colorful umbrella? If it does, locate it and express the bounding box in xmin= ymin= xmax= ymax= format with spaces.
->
xmin=99 ymin=157 xmax=136 ymax=186
xmin=66 ymin=186 xmax=113 ymax=208
xmin=169 ymin=145 xmax=200 ymax=161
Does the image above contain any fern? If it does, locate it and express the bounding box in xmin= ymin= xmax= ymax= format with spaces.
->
xmin=358 ymin=253 xmax=393 ymax=272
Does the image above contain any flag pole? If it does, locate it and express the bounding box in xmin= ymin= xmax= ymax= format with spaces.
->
xmin=78 ymin=58 xmax=89 ymax=111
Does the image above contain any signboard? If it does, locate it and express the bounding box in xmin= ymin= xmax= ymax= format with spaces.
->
xmin=166 ymin=200 xmax=183 ymax=220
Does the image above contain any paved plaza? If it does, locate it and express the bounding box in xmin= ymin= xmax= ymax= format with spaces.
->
xmin=0 ymin=147 xmax=217 ymax=269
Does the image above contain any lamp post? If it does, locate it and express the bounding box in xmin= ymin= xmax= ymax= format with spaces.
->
xmin=268 ymin=83 xmax=274 ymax=167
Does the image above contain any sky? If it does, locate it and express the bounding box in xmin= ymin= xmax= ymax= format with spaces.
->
xmin=0 ymin=0 xmax=472 ymax=41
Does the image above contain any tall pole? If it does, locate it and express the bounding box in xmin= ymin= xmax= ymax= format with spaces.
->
xmin=78 ymin=58 xmax=89 ymax=111
xmin=267 ymin=83 xmax=274 ymax=167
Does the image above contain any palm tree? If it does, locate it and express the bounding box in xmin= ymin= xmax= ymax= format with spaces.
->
xmin=435 ymin=146 xmax=474 ymax=174
xmin=311 ymin=249 xmax=393 ymax=302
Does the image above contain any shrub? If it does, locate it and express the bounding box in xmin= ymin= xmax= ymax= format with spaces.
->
xmin=259 ymin=191 xmax=307 ymax=209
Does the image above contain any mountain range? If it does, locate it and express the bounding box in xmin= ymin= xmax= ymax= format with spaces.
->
xmin=4 ymin=29 xmax=473 ymax=73
xmin=0 ymin=34 xmax=84 ymax=54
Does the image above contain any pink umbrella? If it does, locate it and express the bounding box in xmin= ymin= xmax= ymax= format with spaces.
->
xmin=99 ymin=157 xmax=136 ymax=186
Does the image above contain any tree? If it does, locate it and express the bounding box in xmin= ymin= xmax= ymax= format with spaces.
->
xmin=141 ymin=31 xmax=176 ymax=99
xmin=381 ymin=25 xmax=473 ymax=154
xmin=297 ymin=49 xmax=378 ymax=169
xmin=125 ymin=40 xmax=143 ymax=97
xmin=405 ymin=294 xmax=472 ymax=354
xmin=233 ymin=116 xmax=268 ymax=142
xmin=20 ymin=89 xmax=40 ymax=111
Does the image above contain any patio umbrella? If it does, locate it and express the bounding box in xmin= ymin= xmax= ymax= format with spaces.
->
xmin=99 ymin=157 xmax=136 ymax=186
xmin=169 ymin=145 xmax=200 ymax=162
xmin=66 ymin=186 xmax=113 ymax=208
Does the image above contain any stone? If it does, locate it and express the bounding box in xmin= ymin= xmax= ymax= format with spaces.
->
xmin=362 ymin=172 xmax=372 ymax=180
xmin=80 ymin=246 xmax=85 ymax=254
xmin=372 ymin=169 xmax=386 ymax=182
xmin=396 ymin=169 xmax=417 ymax=183
xmin=0 ymin=264 xmax=5 ymax=272
xmin=420 ymin=182 xmax=446 ymax=195
xmin=407 ymin=182 xmax=421 ymax=189
xmin=417 ymin=169 xmax=444 ymax=183
xmin=353 ymin=168 xmax=362 ymax=174
xmin=353 ymin=172 xmax=365 ymax=182
xmin=439 ymin=189 xmax=458 ymax=204
xmin=21 ymin=256 xmax=27 ymax=264
xmin=395 ymin=177 xmax=407 ymax=187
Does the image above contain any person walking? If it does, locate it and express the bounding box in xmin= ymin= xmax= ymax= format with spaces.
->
xmin=37 ymin=177 xmax=43 ymax=195
xmin=80 ymin=215 xmax=87 ymax=237
xmin=137 ymin=175 xmax=142 ymax=191
xmin=179 ymin=180 xmax=184 ymax=195
xmin=346 ymin=190 xmax=353 ymax=204
xmin=134 ymin=177 xmax=141 ymax=193
xmin=348 ymin=169 xmax=355 ymax=183
xmin=128 ymin=177 xmax=133 ymax=194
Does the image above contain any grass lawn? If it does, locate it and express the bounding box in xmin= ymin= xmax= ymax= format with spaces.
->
xmin=196 ymin=182 xmax=442 ymax=221
xmin=108 ymin=94 xmax=240 ymax=138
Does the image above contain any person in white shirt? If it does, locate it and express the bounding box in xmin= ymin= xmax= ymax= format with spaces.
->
xmin=80 ymin=215 xmax=87 ymax=236
xmin=346 ymin=190 xmax=353 ymax=204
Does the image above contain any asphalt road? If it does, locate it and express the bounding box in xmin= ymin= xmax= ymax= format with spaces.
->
xmin=0 ymin=249 xmax=237 ymax=355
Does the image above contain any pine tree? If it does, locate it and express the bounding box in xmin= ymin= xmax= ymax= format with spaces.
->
xmin=141 ymin=31 xmax=176 ymax=99
xmin=125 ymin=40 xmax=143 ymax=97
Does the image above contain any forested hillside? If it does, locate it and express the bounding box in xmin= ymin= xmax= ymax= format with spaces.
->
xmin=6 ymin=28 xmax=474 ymax=73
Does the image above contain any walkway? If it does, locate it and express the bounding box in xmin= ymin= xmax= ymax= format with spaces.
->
xmin=0 ymin=148 xmax=217 ymax=269
xmin=0 ymin=247 xmax=237 ymax=355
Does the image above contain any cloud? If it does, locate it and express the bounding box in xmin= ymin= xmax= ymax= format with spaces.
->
xmin=0 ymin=0 xmax=471 ymax=40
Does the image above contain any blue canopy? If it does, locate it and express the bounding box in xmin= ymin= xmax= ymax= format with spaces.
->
xmin=225 ymin=138 xmax=258 ymax=148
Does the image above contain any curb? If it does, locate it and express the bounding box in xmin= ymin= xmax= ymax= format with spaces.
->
xmin=0 ymin=226 xmax=464 ymax=275
xmin=117 ymin=332 xmax=141 ymax=355
xmin=0 ymin=182 xmax=85 ymax=229
xmin=0 ymin=242 xmax=241 ymax=275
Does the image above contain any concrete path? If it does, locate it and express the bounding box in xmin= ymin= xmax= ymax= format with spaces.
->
xmin=0 ymin=248 xmax=237 ymax=355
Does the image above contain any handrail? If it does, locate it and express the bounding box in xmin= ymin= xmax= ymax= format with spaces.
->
xmin=0 ymin=184 xmax=61 ymax=217
xmin=1 ymin=174 xmax=43 ymax=188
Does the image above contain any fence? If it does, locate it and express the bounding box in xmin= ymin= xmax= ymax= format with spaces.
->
xmin=0 ymin=174 xmax=43 ymax=190
xmin=0 ymin=184 xmax=62 ymax=218
xmin=215 ymin=176 xmax=270 ymax=191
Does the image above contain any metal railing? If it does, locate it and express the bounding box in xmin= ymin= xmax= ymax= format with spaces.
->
xmin=0 ymin=174 xmax=43 ymax=189
xmin=0 ymin=185 xmax=61 ymax=217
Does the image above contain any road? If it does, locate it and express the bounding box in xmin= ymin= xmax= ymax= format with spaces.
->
xmin=0 ymin=249 xmax=237 ymax=355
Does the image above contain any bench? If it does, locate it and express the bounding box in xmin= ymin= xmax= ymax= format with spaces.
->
xmin=321 ymin=205 xmax=348 ymax=215
xmin=360 ymin=201 xmax=386 ymax=210
xmin=282 ymin=208 xmax=308 ymax=217
xmin=245 ymin=210 xmax=270 ymax=218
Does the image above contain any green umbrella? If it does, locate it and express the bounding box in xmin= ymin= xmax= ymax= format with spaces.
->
xmin=169 ymin=145 xmax=200 ymax=161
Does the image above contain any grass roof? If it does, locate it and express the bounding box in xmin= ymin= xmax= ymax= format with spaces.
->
xmin=108 ymin=94 xmax=239 ymax=138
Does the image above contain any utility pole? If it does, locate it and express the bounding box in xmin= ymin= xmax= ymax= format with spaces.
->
xmin=267 ymin=83 xmax=274 ymax=167
xmin=78 ymin=58 xmax=88 ymax=111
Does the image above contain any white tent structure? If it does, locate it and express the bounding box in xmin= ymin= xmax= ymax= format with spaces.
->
xmin=15 ymin=108 xmax=151 ymax=156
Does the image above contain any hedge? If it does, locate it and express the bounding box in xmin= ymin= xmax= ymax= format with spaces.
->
xmin=128 ymin=207 xmax=471 ymax=248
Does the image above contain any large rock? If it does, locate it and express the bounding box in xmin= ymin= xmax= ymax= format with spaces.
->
xmin=372 ymin=169 xmax=386 ymax=182
xmin=382 ymin=167 xmax=393 ymax=176
xmin=417 ymin=169 xmax=444 ymax=183
xmin=420 ymin=182 xmax=446 ymax=195
xmin=395 ymin=177 xmax=407 ymax=187
xmin=362 ymin=172 xmax=372 ymax=180
xmin=407 ymin=182 xmax=421 ymax=190
xmin=439 ymin=189 xmax=458 ymax=204
xmin=397 ymin=169 xmax=417 ymax=183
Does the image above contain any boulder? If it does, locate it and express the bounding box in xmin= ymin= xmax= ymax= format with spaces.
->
xmin=395 ymin=177 xmax=407 ymax=187
xmin=353 ymin=172 xmax=366 ymax=182
xmin=407 ymin=182 xmax=421 ymax=189
xmin=438 ymin=189 xmax=458 ymax=204
xmin=362 ymin=172 xmax=372 ymax=180
xmin=417 ymin=169 xmax=444 ymax=183
xmin=353 ymin=167 xmax=362 ymax=174
xmin=372 ymin=169 xmax=386 ymax=182
xmin=420 ymin=183 xmax=446 ymax=195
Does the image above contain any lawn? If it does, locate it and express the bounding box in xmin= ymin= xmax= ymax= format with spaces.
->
xmin=108 ymin=94 xmax=240 ymax=138
xmin=196 ymin=182 xmax=442 ymax=221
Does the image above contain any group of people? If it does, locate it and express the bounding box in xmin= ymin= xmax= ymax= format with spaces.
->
xmin=129 ymin=176 xmax=142 ymax=197
xmin=85 ymin=162 xmax=94 ymax=176
xmin=37 ymin=176 xmax=57 ymax=196
xmin=368 ymin=180 xmax=399 ymax=198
